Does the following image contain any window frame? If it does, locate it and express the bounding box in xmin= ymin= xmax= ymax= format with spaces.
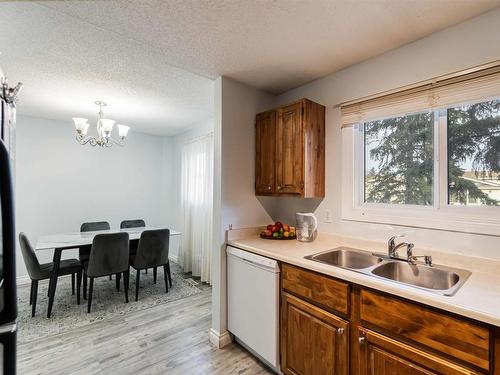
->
xmin=342 ymin=103 xmax=500 ymax=236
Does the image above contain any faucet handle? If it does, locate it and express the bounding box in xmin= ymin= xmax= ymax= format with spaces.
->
xmin=406 ymin=243 xmax=414 ymax=258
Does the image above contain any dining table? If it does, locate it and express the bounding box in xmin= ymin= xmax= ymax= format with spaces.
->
xmin=35 ymin=227 xmax=181 ymax=318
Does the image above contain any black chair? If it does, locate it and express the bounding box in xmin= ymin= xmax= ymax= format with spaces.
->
xmin=120 ymin=219 xmax=149 ymax=274
xmin=19 ymin=233 xmax=82 ymax=317
xmin=120 ymin=219 xmax=145 ymax=229
xmin=130 ymin=229 xmax=172 ymax=301
xmin=83 ymin=232 xmax=130 ymax=313
xmin=79 ymin=221 xmax=111 ymax=283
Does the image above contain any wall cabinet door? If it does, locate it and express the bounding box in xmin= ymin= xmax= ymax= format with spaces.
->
xmin=255 ymin=110 xmax=277 ymax=195
xmin=281 ymin=293 xmax=348 ymax=375
xmin=357 ymin=328 xmax=483 ymax=375
xmin=276 ymin=102 xmax=304 ymax=195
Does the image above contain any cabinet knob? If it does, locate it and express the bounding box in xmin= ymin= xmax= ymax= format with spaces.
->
xmin=337 ymin=328 xmax=345 ymax=335
xmin=358 ymin=336 xmax=366 ymax=344
xmin=277 ymin=185 xmax=282 ymax=190
xmin=267 ymin=186 xmax=272 ymax=190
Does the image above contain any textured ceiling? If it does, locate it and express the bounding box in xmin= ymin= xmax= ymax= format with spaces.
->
xmin=38 ymin=0 xmax=500 ymax=94
xmin=0 ymin=2 xmax=214 ymax=136
xmin=1 ymin=0 xmax=499 ymax=135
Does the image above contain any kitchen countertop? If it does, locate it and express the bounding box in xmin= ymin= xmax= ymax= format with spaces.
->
xmin=227 ymin=229 xmax=500 ymax=327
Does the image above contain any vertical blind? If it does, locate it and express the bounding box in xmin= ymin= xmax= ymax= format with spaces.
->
xmin=340 ymin=63 xmax=500 ymax=127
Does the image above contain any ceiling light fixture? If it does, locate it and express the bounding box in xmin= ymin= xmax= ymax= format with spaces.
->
xmin=73 ymin=101 xmax=130 ymax=147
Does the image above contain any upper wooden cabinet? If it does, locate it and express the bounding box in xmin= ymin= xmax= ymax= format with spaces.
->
xmin=255 ymin=99 xmax=325 ymax=198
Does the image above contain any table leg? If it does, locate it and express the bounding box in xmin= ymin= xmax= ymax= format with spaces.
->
xmin=47 ymin=248 xmax=62 ymax=318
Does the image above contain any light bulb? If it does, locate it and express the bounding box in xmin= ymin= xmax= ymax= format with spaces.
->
xmin=100 ymin=119 xmax=115 ymax=134
xmin=117 ymin=124 xmax=130 ymax=138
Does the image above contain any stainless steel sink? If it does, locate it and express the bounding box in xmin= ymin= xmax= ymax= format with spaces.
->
xmin=370 ymin=261 xmax=470 ymax=296
xmin=304 ymin=247 xmax=383 ymax=269
xmin=305 ymin=247 xmax=471 ymax=296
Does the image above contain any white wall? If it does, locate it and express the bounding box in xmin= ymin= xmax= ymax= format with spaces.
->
xmin=211 ymin=77 xmax=276 ymax=341
xmin=15 ymin=115 xmax=172 ymax=278
xmin=272 ymin=8 xmax=500 ymax=259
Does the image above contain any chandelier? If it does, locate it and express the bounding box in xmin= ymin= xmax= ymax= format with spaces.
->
xmin=72 ymin=101 xmax=130 ymax=147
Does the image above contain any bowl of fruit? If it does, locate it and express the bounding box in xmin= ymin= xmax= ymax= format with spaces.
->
xmin=260 ymin=221 xmax=296 ymax=240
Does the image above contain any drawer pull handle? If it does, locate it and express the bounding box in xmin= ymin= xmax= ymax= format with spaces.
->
xmin=337 ymin=328 xmax=344 ymax=335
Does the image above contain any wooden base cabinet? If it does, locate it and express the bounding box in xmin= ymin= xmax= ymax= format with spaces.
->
xmin=281 ymin=293 xmax=349 ymax=375
xmin=280 ymin=264 xmax=498 ymax=375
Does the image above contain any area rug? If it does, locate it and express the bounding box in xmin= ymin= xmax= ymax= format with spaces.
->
xmin=16 ymin=262 xmax=203 ymax=344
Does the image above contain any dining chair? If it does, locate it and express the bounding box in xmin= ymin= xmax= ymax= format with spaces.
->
xmin=19 ymin=233 xmax=82 ymax=317
xmin=83 ymin=232 xmax=130 ymax=313
xmin=80 ymin=221 xmax=112 ymax=283
xmin=120 ymin=219 xmax=146 ymax=229
xmin=120 ymin=219 xmax=149 ymax=275
xmin=130 ymin=229 xmax=172 ymax=301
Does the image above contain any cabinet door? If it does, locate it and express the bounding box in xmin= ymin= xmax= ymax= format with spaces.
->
xmin=357 ymin=328 xmax=482 ymax=375
xmin=255 ymin=110 xmax=277 ymax=195
xmin=276 ymin=102 xmax=303 ymax=195
xmin=281 ymin=293 xmax=348 ymax=375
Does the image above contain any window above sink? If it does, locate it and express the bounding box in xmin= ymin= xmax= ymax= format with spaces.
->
xmin=340 ymin=65 xmax=500 ymax=236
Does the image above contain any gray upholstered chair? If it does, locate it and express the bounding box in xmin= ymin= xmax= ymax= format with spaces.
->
xmin=79 ymin=221 xmax=111 ymax=284
xmin=120 ymin=219 xmax=145 ymax=229
xmin=130 ymin=229 xmax=172 ymax=301
xmin=83 ymin=232 xmax=130 ymax=313
xmin=120 ymin=219 xmax=148 ymax=274
xmin=19 ymin=233 xmax=82 ymax=317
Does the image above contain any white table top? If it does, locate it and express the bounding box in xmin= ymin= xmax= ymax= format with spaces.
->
xmin=36 ymin=227 xmax=181 ymax=251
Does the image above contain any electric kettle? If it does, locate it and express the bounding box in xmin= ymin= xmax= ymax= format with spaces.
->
xmin=295 ymin=212 xmax=318 ymax=242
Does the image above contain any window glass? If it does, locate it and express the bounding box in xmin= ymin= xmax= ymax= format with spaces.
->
xmin=448 ymin=100 xmax=500 ymax=206
xmin=364 ymin=112 xmax=434 ymax=205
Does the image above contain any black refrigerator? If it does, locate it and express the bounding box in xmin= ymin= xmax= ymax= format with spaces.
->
xmin=0 ymin=74 xmax=19 ymax=374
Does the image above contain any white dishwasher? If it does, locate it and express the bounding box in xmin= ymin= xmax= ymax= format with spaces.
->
xmin=227 ymin=246 xmax=280 ymax=372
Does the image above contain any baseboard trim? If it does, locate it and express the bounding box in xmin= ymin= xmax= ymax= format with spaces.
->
xmin=208 ymin=328 xmax=233 ymax=348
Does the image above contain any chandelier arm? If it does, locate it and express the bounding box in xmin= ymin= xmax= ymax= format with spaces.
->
xmin=107 ymin=137 xmax=125 ymax=147
xmin=76 ymin=134 xmax=95 ymax=146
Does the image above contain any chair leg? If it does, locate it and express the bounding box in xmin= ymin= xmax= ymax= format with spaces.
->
xmin=109 ymin=275 xmax=112 ymax=280
xmin=71 ymin=273 xmax=75 ymax=295
xmin=153 ymin=267 xmax=157 ymax=284
xmin=87 ymin=277 xmax=94 ymax=313
xmin=135 ymin=269 xmax=140 ymax=302
xmin=47 ymin=278 xmax=52 ymax=297
xmin=167 ymin=262 xmax=172 ymax=288
xmin=124 ymin=271 xmax=129 ymax=303
xmin=163 ymin=265 xmax=169 ymax=293
xmin=83 ymin=274 xmax=87 ymax=300
xmin=29 ymin=281 xmax=34 ymax=305
xmin=31 ymin=280 xmax=38 ymax=317
xmin=76 ymin=270 xmax=82 ymax=305
xmin=145 ymin=268 xmax=148 ymax=274
xmin=115 ymin=273 xmax=121 ymax=292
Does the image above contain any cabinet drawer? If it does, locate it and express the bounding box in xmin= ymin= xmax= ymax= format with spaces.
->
xmin=358 ymin=328 xmax=484 ymax=375
xmin=360 ymin=289 xmax=491 ymax=371
xmin=282 ymin=263 xmax=349 ymax=315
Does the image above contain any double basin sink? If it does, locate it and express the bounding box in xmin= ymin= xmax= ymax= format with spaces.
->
xmin=304 ymin=247 xmax=471 ymax=296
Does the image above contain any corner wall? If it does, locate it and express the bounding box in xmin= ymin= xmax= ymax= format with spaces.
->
xmin=211 ymin=77 xmax=276 ymax=344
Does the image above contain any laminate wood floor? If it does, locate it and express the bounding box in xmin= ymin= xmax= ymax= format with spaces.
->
xmin=18 ymin=289 xmax=273 ymax=375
